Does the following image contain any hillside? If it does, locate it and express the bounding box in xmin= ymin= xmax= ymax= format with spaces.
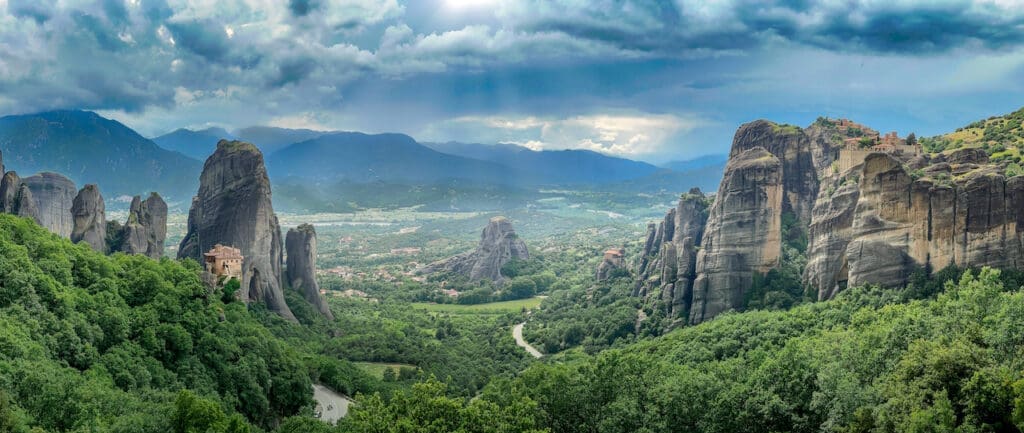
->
xmin=267 ymin=132 xmax=528 ymax=184
xmin=0 ymin=110 xmax=201 ymax=201
xmin=426 ymin=141 xmax=661 ymax=184
xmin=0 ymin=213 xmax=377 ymax=432
xmin=924 ymin=107 xmax=1024 ymax=162
xmin=152 ymin=127 xmax=234 ymax=160
xmin=350 ymin=267 xmax=1024 ymax=432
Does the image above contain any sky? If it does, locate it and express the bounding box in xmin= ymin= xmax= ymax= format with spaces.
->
xmin=2 ymin=0 xmax=1024 ymax=163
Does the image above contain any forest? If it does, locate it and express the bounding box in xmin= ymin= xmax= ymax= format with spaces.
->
xmin=5 ymin=206 xmax=1024 ymax=432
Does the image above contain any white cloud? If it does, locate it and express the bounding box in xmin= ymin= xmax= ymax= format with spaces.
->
xmin=422 ymin=112 xmax=705 ymax=157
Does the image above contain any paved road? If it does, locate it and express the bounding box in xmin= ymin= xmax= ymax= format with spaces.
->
xmin=513 ymin=322 xmax=543 ymax=358
xmin=312 ymin=384 xmax=353 ymax=424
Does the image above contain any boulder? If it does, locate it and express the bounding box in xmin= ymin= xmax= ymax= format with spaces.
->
xmin=178 ymin=140 xmax=296 ymax=321
xmin=70 ymin=184 xmax=107 ymax=252
xmin=286 ymin=224 xmax=334 ymax=320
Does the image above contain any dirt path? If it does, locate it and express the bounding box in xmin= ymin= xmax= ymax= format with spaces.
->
xmin=513 ymin=322 xmax=543 ymax=358
xmin=312 ymin=384 xmax=353 ymax=424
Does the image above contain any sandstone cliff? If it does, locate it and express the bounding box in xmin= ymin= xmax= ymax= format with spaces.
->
xmin=286 ymin=224 xmax=334 ymax=320
xmin=641 ymin=116 xmax=1024 ymax=323
xmin=178 ymin=140 xmax=296 ymax=322
xmin=634 ymin=188 xmax=709 ymax=320
xmin=835 ymin=150 xmax=1024 ymax=293
xmin=118 ymin=193 xmax=168 ymax=259
xmin=690 ymin=147 xmax=785 ymax=323
xmin=23 ymin=172 xmax=77 ymax=238
xmin=70 ymin=184 xmax=107 ymax=252
xmin=418 ymin=216 xmax=529 ymax=283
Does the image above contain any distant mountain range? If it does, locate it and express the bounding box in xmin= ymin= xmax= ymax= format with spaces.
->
xmin=661 ymin=154 xmax=728 ymax=172
xmin=152 ymin=127 xmax=235 ymax=160
xmin=153 ymin=126 xmax=327 ymax=160
xmin=425 ymin=141 xmax=660 ymax=185
xmin=0 ymin=110 xmax=201 ymax=201
xmin=267 ymin=132 xmax=524 ymax=184
xmin=0 ymin=111 xmax=725 ymax=212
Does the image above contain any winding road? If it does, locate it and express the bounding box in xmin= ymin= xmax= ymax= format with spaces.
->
xmin=312 ymin=384 xmax=353 ymax=424
xmin=513 ymin=322 xmax=543 ymax=358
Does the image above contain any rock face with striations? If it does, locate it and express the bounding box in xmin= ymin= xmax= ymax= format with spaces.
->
xmin=23 ymin=172 xmax=77 ymax=238
xmin=418 ymin=216 xmax=529 ymax=283
xmin=70 ymin=184 xmax=107 ymax=252
xmin=831 ymin=151 xmax=1024 ymax=293
xmin=685 ymin=121 xmax=819 ymax=324
xmin=118 ymin=193 xmax=168 ymax=259
xmin=635 ymin=188 xmax=709 ymax=320
xmin=178 ymin=140 xmax=296 ymax=322
xmin=637 ymin=114 xmax=1024 ymax=325
xmin=286 ymin=224 xmax=334 ymax=320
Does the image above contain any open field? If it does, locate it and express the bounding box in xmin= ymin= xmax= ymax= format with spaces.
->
xmin=411 ymin=296 xmax=544 ymax=314
xmin=354 ymin=362 xmax=419 ymax=379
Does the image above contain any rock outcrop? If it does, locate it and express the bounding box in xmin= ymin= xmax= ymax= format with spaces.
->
xmin=22 ymin=172 xmax=77 ymax=238
xmin=634 ymin=188 xmax=709 ymax=320
xmin=118 ymin=193 xmax=168 ymax=259
xmin=70 ymin=184 xmax=107 ymax=252
xmin=689 ymin=147 xmax=786 ymax=323
xmin=418 ymin=216 xmax=529 ymax=283
xmin=639 ymin=115 xmax=1024 ymax=324
xmin=285 ymin=224 xmax=334 ymax=320
xmin=0 ymin=171 xmax=40 ymax=223
xmin=829 ymin=151 xmax=1024 ymax=293
xmin=178 ymin=140 xmax=296 ymax=322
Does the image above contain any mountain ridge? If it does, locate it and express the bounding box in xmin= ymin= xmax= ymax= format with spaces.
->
xmin=0 ymin=110 xmax=201 ymax=201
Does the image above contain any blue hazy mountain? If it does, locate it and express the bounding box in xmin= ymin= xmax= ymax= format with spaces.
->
xmin=267 ymin=132 xmax=528 ymax=184
xmin=233 ymin=126 xmax=329 ymax=156
xmin=0 ymin=110 xmax=201 ymax=200
xmin=425 ymin=141 xmax=660 ymax=184
xmin=152 ymin=127 xmax=235 ymax=160
xmin=661 ymin=154 xmax=728 ymax=172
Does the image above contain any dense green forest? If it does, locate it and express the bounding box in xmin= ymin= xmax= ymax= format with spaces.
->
xmin=5 ymin=207 xmax=1024 ymax=433
xmin=0 ymin=214 xmax=377 ymax=432
xmin=342 ymin=268 xmax=1024 ymax=432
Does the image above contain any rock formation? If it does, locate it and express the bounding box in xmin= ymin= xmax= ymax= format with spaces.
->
xmin=178 ymin=140 xmax=296 ymax=322
xmin=70 ymin=184 xmax=107 ymax=252
xmin=596 ymin=248 xmax=626 ymax=281
xmin=418 ymin=216 xmax=529 ymax=283
xmin=0 ymin=171 xmax=39 ymax=223
xmin=815 ymin=150 xmax=1024 ymax=295
xmin=286 ymin=224 xmax=334 ymax=320
xmin=689 ymin=147 xmax=787 ymax=323
xmin=118 ymin=193 xmax=168 ymax=259
xmin=22 ymin=172 xmax=77 ymax=238
xmin=634 ymin=188 xmax=709 ymax=320
xmin=639 ymin=115 xmax=1024 ymax=324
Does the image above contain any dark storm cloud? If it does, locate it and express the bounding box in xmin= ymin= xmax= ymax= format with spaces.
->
xmin=501 ymin=0 xmax=1024 ymax=55
xmin=271 ymin=57 xmax=319 ymax=88
xmin=1 ymin=0 xmax=1024 ymax=147
xmin=165 ymin=19 xmax=232 ymax=63
xmin=288 ymin=0 xmax=320 ymax=17
xmin=6 ymin=0 xmax=55 ymax=23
